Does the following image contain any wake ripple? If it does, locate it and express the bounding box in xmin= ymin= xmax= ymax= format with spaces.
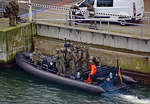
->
xmin=119 ymin=94 xmax=150 ymax=104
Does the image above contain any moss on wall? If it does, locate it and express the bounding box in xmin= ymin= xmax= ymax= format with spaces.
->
xmin=90 ymin=49 xmax=150 ymax=74
xmin=0 ymin=23 xmax=35 ymax=63
xmin=0 ymin=31 xmax=7 ymax=63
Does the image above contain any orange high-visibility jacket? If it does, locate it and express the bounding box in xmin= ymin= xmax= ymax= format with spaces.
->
xmin=90 ymin=64 xmax=97 ymax=75
xmin=87 ymin=64 xmax=97 ymax=83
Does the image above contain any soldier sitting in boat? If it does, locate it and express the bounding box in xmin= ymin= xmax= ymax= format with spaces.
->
xmin=54 ymin=42 xmax=101 ymax=81
xmin=32 ymin=47 xmax=42 ymax=65
xmin=67 ymin=48 xmax=77 ymax=76
xmin=54 ymin=43 xmax=75 ymax=76
xmin=54 ymin=48 xmax=66 ymax=75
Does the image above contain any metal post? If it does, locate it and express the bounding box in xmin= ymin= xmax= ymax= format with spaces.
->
xmin=140 ymin=24 xmax=144 ymax=37
xmin=65 ymin=14 xmax=68 ymax=25
xmin=107 ymin=21 xmax=110 ymax=33
xmin=70 ymin=9 xmax=73 ymax=26
xmin=27 ymin=26 xmax=30 ymax=52
xmin=29 ymin=0 xmax=32 ymax=22
xmin=33 ymin=9 xmax=37 ymax=23
xmin=99 ymin=20 xmax=102 ymax=31
xmin=23 ymin=27 xmax=26 ymax=51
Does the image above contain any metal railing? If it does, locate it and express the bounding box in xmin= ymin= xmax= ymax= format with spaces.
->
xmin=0 ymin=0 xmax=147 ymax=37
xmin=33 ymin=10 xmax=145 ymax=37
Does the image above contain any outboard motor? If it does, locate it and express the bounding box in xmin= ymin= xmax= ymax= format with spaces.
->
xmin=42 ymin=56 xmax=57 ymax=73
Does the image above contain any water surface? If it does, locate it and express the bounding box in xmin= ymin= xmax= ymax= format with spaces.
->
xmin=0 ymin=66 xmax=150 ymax=104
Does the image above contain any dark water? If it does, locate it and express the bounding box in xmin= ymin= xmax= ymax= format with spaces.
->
xmin=0 ymin=66 xmax=150 ymax=104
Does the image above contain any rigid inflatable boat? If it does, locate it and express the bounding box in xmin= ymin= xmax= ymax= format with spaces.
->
xmin=15 ymin=52 xmax=136 ymax=94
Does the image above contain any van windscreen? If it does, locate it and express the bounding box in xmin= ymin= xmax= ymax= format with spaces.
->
xmin=97 ymin=0 xmax=113 ymax=7
xmin=79 ymin=0 xmax=94 ymax=7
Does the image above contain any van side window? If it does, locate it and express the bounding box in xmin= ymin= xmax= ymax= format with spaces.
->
xmin=79 ymin=0 xmax=94 ymax=7
xmin=97 ymin=0 xmax=113 ymax=7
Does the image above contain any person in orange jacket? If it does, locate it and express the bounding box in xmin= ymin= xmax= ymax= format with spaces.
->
xmin=87 ymin=56 xmax=97 ymax=83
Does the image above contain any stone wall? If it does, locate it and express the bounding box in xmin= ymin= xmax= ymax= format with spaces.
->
xmin=0 ymin=23 xmax=35 ymax=63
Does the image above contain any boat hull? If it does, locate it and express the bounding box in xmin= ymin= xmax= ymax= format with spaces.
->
xmin=16 ymin=52 xmax=105 ymax=94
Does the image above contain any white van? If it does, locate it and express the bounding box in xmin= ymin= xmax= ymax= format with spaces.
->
xmin=74 ymin=0 xmax=144 ymax=24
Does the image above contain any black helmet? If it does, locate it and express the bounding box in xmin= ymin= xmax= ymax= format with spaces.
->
xmin=64 ymin=42 xmax=70 ymax=47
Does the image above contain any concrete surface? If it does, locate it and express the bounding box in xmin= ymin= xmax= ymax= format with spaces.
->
xmin=36 ymin=23 xmax=150 ymax=52
xmin=0 ymin=18 xmax=9 ymax=29
xmin=0 ymin=23 xmax=35 ymax=63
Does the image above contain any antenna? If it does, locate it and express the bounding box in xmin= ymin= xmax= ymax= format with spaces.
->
xmin=117 ymin=56 xmax=119 ymax=69
xmin=64 ymin=38 xmax=66 ymax=44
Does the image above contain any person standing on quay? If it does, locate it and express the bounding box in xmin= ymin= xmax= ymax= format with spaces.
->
xmin=8 ymin=0 xmax=19 ymax=26
xmin=12 ymin=0 xmax=19 ymax=24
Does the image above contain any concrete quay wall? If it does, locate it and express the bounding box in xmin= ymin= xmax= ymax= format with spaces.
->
xmin=35 ymin=23 xmax=150 ymax=75
xmin=0 ymin=23 xmax=35 ymax=63
xmin=37 ymin=23 xmax=150 ymax=53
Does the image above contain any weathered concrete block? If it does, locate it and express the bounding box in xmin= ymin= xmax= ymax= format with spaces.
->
xmin=114 ymin=36 xmax=127 ymax=49
xmin=0 ymin=31 xmax=7 ymax=62
xmin=92 ymin=33 xmax=104 ymax=45
xmin=80 ymin=31 xmax=93 ymax=44
xmin=138 ymin=40 xmax=147 ymax=52
xmin=59 ymin=28 xmax=70 ymax=39
xmin=36 ymin=24 xmax=150 ymax=52
xmin=145 ymin=40 xmax=150 ymax=52
xmin=69 ymin=29 xmax=81 ymax=42
xmin=127 ymin=38 xmax=138 ymax=51
xmin=104 ymin=34 xmax=115 ymax=47
xmin=0 ymin=23 xmax=34 ymax=63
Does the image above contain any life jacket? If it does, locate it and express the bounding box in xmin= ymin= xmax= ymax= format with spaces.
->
xmin=90 ymin=64 xmax=97 ymax=75
xmin=87 ymin=64 xmax=97 ymax=83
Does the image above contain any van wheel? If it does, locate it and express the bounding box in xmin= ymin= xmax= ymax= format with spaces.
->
xmin=119 ymin=21 xmax=127 ymax=26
